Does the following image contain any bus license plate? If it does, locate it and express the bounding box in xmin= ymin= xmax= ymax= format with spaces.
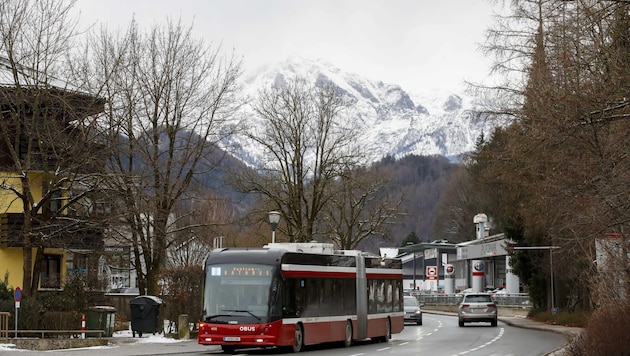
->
xmin=224 ymin=337 xmax=241 ymax=342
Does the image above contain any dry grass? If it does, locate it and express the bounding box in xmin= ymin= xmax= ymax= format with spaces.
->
xmin=563 ymin=301 xmax=630 ymax=356
xmin=529 ymin=309 xmax=590 ymax=328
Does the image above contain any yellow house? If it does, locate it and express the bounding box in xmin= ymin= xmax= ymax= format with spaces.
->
xmin=0 ymin=172 xmax=69 ymax=290
xmin=0 ymin=57 xmax=106 ymax=293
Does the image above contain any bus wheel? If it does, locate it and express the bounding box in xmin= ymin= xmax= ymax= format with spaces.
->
xmin=221 ymin=345 xmax=235 ymax=354
xmin=380 ymin=318 xmax=391 ymax=342
xmin=292 ymin=324 xmax=304 ymax=353
xmin=343 ymin=320 xmax=353 ymax=347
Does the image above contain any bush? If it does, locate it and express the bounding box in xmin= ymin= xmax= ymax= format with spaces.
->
xmin=159 ymin=266 xmax=203 ymax=331
xmin=566 ymin=300 xmax=630 ymax=355
xmin=42 ymin=311 xmax=82 ymax=332
xmin=0 ymin=273 xmax=13 ymax=301
xmin=39 ymin=275 xmax=90 ymax=312
xmin=0 ymin=275 xmax=93 ymax=331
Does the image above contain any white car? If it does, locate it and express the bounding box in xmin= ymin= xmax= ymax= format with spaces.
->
xmin=458 ymin=293 xmax=497 ymax=327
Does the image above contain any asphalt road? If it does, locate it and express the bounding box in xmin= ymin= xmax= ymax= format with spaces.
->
xmin=0 ymin=314 xmax=568 ymax=356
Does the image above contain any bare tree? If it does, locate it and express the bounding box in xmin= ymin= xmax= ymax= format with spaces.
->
xmin=166 ymin=192 xmax=237 ymax=269
xmin=232 ymin=77 xmax=401 ymax=249
xmin=89 ymin=18 xmax=242 ymax=295
xmin=464 ymin=0 xmax=630 ymax=309
xmin=324 ymin=167 xmax=404 ymax=250
xmin=231 ymin=78 xmax=355 ymax=243
xmin=432 ymin=162 xmax=479 ymax=243
xmin=0 ymin=0 xmax=107 ymax=297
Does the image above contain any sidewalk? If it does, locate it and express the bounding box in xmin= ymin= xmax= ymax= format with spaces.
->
xmin=0 ymin=330 xmax=217 ymax=355
xmin=499 ymin=315 xmax=582 ymax=339
xmin=499 ymin=315 xmax=582 ymax=356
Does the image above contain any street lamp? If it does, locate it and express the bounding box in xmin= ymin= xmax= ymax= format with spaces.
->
xmin=510 ymin=245 xmax=560 ymax=312
xmin=406 ymin=242 xmax=417 ymax=290
xmin=268 ymin=211 xmax=281 ymax=244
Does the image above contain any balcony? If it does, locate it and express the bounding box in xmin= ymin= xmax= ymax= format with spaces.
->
xmin=0 ymin=213 xmax=104 ymax=249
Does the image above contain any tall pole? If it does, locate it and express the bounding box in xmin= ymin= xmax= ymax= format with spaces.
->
xmin=550 ymin=248 xmax=555 ymax=313
xmin=511 ymin=246 xmax=560 ymax=312
xmin=406 ymin=242 xmax=417 ymax=290
xmin=413 ymin=251 xmax=417 ymax=290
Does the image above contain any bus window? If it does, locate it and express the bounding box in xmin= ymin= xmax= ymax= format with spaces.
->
xmin=202 ymin=263 xmax=273 ymax=321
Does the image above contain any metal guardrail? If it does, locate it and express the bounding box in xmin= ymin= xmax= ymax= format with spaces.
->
xmin=414 ymin=293 xmax=532 ymax=307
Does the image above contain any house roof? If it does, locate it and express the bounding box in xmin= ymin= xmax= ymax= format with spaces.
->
xmin=0 ymin=56 xmax=76 ymax=90
xmin=0 ymin=57 xmax=105 ymax=117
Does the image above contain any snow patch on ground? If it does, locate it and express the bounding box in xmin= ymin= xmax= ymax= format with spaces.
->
xmin=0 ymin=327 xmax=183 ymax=352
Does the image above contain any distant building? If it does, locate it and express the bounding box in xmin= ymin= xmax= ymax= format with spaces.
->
xmin=595 ymin=233 xmax=629 ymax=300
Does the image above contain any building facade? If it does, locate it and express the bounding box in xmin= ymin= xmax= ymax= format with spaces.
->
xmin=0 ymin=57 xmax=106 ymax=294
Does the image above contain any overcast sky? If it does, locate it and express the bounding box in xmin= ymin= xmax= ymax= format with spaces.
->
xmin=75 ymin=0 xmax=498 ymax=94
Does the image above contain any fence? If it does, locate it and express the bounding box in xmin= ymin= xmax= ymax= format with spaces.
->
xmin=415 ymin=293 xmax=532 ymax=308
xmin=0 ymin=312 xmax=9 ymax=340
xmin=10 ymin=329 xmax=105 ymax=338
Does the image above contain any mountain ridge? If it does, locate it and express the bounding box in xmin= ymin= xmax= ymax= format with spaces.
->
xmin=224 ymin=57 xmax=496 ymax=167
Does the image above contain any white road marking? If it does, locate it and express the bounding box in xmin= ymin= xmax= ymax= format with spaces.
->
xmin=451 ymin=327 xmax=505 ymax=356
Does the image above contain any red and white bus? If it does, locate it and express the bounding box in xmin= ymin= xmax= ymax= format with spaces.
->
xmin=198 ymin=243 xmax=404 ymax=353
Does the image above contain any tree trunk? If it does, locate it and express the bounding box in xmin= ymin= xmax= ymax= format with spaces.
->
xmin=21 ymin=206 xmax=33 ymax=297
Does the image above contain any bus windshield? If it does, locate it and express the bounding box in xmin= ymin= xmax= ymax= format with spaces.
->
xmin=202 ymin=263 xmax=274 ymax=323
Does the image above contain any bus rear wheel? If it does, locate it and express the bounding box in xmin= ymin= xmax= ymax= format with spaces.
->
xmin=343 ymin=320 xmax=353 ymax=347
xmin=378 ymin=318 xmax=391 ymax=342
xmin=292 ymin=323 xmax=304 ymax=353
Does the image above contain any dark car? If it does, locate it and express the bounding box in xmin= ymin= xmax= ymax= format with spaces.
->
xmin=458 ymin=292 xmax=497 ymax=327
xmin=403 ymin=296 xmax=422 ymax=325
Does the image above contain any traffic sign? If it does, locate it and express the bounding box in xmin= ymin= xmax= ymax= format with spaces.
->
xmin=445 ymin=264 xmax=455 ymax=275
xmin=426 ymin=266 xmax=438 ymax=280
xmin=14 ymin=287 xmax=22 ymax=302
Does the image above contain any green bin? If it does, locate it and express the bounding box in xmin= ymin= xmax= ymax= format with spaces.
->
xmin=86 ymin=306 xmax=116 ymax=337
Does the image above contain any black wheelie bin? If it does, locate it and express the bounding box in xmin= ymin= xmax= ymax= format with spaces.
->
xmin=129 ymin=295 xmax=163 ymax=337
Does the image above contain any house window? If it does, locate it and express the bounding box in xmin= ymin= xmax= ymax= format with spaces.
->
xmin=49 ymin=190 xmax=61 ymax=212
xmin=68 ymin=253 xmax=89 ymax=275
xmin=40 ymin=254 xmax=62 ymax=289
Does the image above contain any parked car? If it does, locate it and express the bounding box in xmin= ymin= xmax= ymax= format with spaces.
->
xmin=458 ymin=293 xmax=497 ymax=327
xmin=403 ymin=296 xmax=422 ymax=325
xmin=491 ymin=287 xmax=508 ymax=296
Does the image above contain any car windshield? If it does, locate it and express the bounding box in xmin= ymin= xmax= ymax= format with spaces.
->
xmin=465 ymin=295 xmax=492 ymax=303
xmin=404 ymin=297 xmax=418 ymax=307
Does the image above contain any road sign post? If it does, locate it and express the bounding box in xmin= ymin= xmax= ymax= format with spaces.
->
xmin=14 ymin=287 xmax=21 ymax=337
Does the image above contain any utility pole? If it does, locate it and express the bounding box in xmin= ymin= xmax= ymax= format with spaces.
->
xmin=510 ymin=246 xmax=560 ymax=312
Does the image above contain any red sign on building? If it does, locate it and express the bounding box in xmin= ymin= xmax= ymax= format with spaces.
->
xmin=426 ymin=266 xmax=438 ymax=280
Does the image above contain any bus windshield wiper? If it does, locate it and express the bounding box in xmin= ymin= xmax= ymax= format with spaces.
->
xmin=222 ymin=309 xmax=261 ymax=321
xmin=205 ymin=314 xmax=233 ymax=322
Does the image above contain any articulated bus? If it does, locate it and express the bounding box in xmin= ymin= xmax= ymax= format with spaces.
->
xmin=198 ymin=243 xmax=404 ymax=353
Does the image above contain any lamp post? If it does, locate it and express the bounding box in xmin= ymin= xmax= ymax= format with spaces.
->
xmin=406 ymin=242 xmax=417 ymax=290
xmin=510 ymin=246 xmax=560 ymax=312
xmin=268 ymin=211 xmax=281 ymax=244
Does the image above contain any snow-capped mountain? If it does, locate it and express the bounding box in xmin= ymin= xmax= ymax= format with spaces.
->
xmin=224 ymin=57 xmax=497 ymax=166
